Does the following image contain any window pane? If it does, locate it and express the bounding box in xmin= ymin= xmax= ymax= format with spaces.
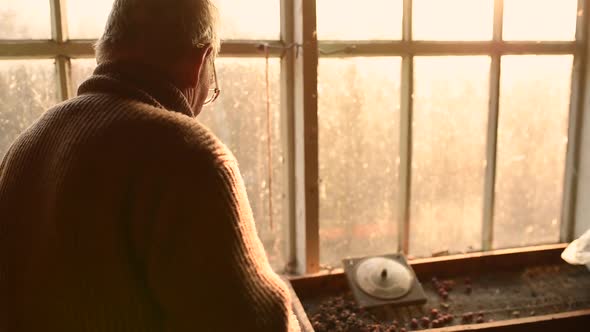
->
xmin=0 ymin=0 xmax=51 ymax=39
xmin=198 ymin=58 xmax=285 ymax=271
xmin=318 ymin=58 xmax=402 ymax=267
xmin=0 ymin=60 xmax=57 ymax=159
xmin=317 ymin=0 xmax=403 ymax=40
xmin=494 ymin=55 xmax=573 ymax=249
xmin=411 ymin=56 xmax=490 ymax=258
xmin=503 ymin=0 xmax=578 ymax=41
xmin=215 ymin=0 xmax=280 ymax=40
xmin=67 ymin=0 xmax=280 ymax=40
xmin=70 ymin=58 xmax=97 ymax=95
xmin=413 ymin=0 xmax=494 ymax=41
xmin=67 ymin=0 xmax=114 ymax=39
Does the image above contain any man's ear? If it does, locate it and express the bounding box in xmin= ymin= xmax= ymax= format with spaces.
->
xmin=187 ymin=45 xmax=213 ymax=86
xmin=175 ymin=45 xmax=213 ymax=88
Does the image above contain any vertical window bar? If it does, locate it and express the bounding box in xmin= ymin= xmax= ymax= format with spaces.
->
xmin=293 ymin=0 xmax=319 ymax=274
xmin=50 ymin=0 xmax=68 ymax=42
xmin=280 ymin=0 xmax=298 ymax=274
xmin=50 ymin=0 xmax=71 ymax=101
xmin=56 ymin=55 xmax=72 ymax=101
xmin=561 ymin=0 xmax=589 ymax=242
xmin=398 ymin=0 xmax=413 ymax=254
xmin=482 ymin=0 xmax=504 ymax=251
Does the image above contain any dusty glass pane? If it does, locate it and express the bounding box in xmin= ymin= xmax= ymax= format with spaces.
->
xmin=67 ymin=0 xmax=114 ymax=39
xmin=503 ymin=0 xmax=578 ymax=41
xmin=494 ymin=55 xmax=573 ymax=249
xmin=317 ymin=0 xmax=403 ymax=40
xmin=67 ymin=0 xmax=281 ymax=40
xmin=0 ymin=0 xmax=51 ymax=39
xmin=198 ymin=58 xmax=285 ymax=271
xmin=413 ymin=0 xmax=494 ymax=41
xmin=214 ymin=0 xmax=280 ymax=40
xmin=70 ymin=58 xmax=97 ymax=95
xmin=318 ymin=58 xmax=402 ymax=268
xmin=0 ymin=60 xmax=57 ymax=160
xmin=411 ymin=56 xmax=490 ymax=258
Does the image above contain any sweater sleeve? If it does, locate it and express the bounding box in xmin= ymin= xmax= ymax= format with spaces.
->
xmin=0 ymin=147 xmax=11 ymax=185
xmin=140 ymin=155 xmax=300 ymax=332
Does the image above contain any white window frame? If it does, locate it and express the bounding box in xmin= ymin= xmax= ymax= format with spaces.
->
xmin=0 ymin=0 xmax=587 ymax=275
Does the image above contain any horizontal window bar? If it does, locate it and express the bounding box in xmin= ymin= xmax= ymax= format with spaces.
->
xmin=1 ymin=40 xmax=578 ymax=59
xmin=319 ymin=40 xmax=578 ymax=56
xmin=0 ymin=40 xmax=285 ymax=59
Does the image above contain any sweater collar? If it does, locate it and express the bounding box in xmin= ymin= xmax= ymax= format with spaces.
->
xmin=78 ymin=61 xmax=195 ymax=118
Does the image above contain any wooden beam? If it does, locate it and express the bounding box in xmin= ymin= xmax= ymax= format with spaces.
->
xmin=0 ymin=39 xmax=577 ymax=59
xmin=49 ymin=0 xmax=68 ymax=43
xmin=561 ymin=0 xmax=590 ymax=242
xmin=408 ymin=243 xmax=568 ymax=278
xmin=482 ymin=0 xmax=505 ymax=251
xmin=425 ymin=309 xmax=590 ymax=332
xmin=0 ymin=41 xmax=93 ymax=59
xmin=398 ymin=0 xmax=414 ymax=254
xmin=293 ymin=0 xmax=320 ymax=274
xmin=0 ymin=40 xmax=286 ymax=59
xmin=574 ymin=1 xmax=590 ymax=238
xmin=219 ymin=40 xmax=286 ymax=57
xmin=50 ymin=0 xmax=71 ymax=102
xmin=318 ymin=41 xmax=577 ymax=57
xmin=55 ymin=55 xmax=71 ymax=101
xmin=290 ymin=243 xmax=569 ymax=281
xmin=482 ymin=56 xmax=501 ymax=251
xmin=280 ymin=0 xmax=298 ymax=274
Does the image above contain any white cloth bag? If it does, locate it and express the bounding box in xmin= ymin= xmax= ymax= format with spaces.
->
xmin=562 ymin=229 xmax=590 ymax=271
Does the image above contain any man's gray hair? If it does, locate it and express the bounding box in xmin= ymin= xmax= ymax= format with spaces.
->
xmin=95 ymin=0 xmax=220 ymax=63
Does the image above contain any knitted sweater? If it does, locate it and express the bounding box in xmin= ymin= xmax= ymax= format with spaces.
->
xmin=0 ymin=62 xmax=300 ymax=332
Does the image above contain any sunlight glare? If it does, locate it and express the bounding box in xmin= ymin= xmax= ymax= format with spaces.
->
xmin=494 ymin=55 xmax=573 ymax=248
xmin=411 ymin=56 xmax=491 ymax=257
xmin=66 ymin=0 xmax=114 ymax=39
xmin=503 ymin=0 xmax=578 ymax=41
xmin=0 ymin=0 xmax=51 ymax=39
xmin=413 ymin=0 xmax=494 ymax=41
xmin=214 ymin=0 xmax=280 ymax=40
xmin=317 ymin=0 xmax=403 ymax=40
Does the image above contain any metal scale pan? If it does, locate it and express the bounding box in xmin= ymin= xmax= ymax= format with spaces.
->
xmin=343 ymin=254 xmax=427 ymax=308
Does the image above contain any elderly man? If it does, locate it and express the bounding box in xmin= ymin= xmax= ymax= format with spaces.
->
xmin=0 ymin=0 xmax=299 ymax=331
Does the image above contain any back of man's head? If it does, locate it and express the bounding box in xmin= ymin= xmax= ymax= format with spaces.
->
xmin=95 ymin=0 xmax=219 ymax=64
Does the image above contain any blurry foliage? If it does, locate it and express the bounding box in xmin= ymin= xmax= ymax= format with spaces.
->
xmin=0 ymin=60 xmax=57 ymax=159
xmin=318 ymin=58 xmax=401 ymax=267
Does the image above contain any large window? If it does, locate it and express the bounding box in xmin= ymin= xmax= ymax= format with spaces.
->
xmin=316 ymin=0 xmax=584 ymax=268
xmin=0 ymin=0 xmax=288 ymax=272
xmin=0 ymin=0 xmax=588 ymax=274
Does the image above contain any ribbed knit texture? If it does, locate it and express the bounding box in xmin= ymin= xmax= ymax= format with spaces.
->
xmin=0 ymin=62 xmax=300 ymax=332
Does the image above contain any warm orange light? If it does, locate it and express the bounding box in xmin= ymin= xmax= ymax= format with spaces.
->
xmin=503 ymin=0 xmax=578 ymax=41
xmin=317 ymin=0 xmax=403 ymax=40
xmin=215 ymin=0 xmax=280 ymax=40
xmin=316 ymin=0 xmax=578 ymax=42
xmin=66 ymin=0 xmax=114 ymax=39
xmin=413 ymin=0 xmax=494 ymax=41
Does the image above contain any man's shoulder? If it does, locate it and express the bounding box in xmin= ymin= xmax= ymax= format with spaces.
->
xmin=166 ymin=116 xmax=235 ymax=165
xmin=128 ymin=105 xmax=235 ymax=166
xmin=147 ymin=110 xmax=236 ymax=168
xmin=48 ymin=94 xmax=235 ymax=167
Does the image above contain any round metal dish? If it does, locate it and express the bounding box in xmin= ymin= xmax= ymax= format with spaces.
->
xmin=354 ymin=257 xmax=414 ymax=300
